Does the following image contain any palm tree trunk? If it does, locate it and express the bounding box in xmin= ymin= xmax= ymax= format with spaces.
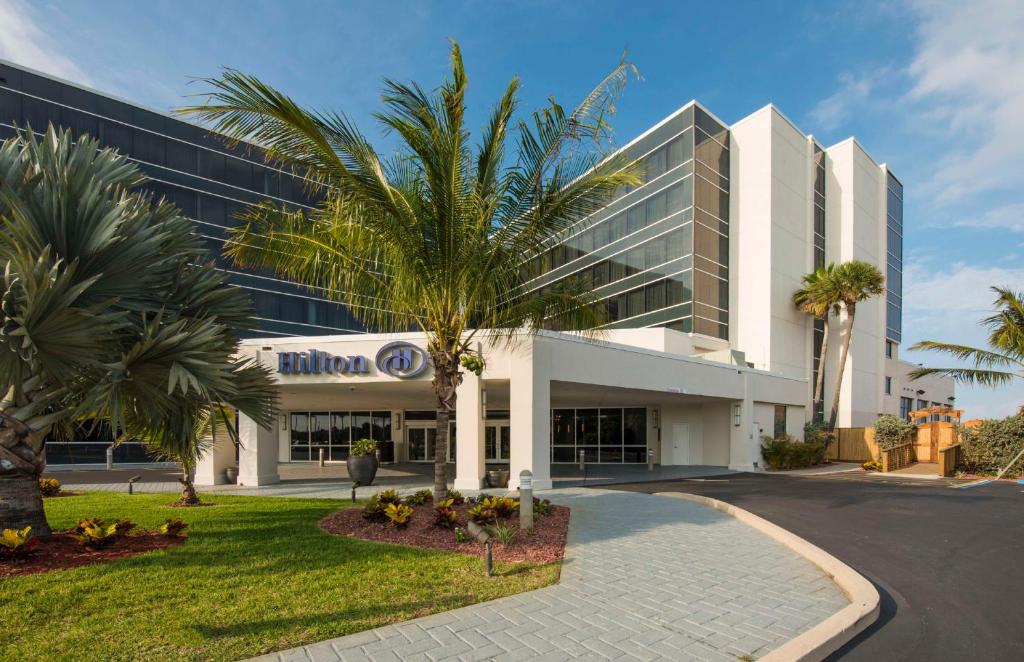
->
xmin=430 ymin=345 xmax=463 ymax=502
xmin=828 ymin=306 xmax=855 ymax=430
xmin=179 ymin=465 xmax=200 ymax=506
xmin=0 ymin=416 xmax=51 ymax=536
xmin=813 ymin=317 xmax=830 ymax=418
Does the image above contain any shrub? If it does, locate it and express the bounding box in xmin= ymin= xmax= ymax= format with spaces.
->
xmin=445 ymin=489 xmax=465 ymax=505
xmin=467 ymin=503 xmax=497 ymax=524
xmin=38 ymin=478 xmax=62 ymax=497
xmin=958 ymin=416 xmax=1024 ymax=476
xmin=532 ymin=497 xmax=554 ymax=517
xmin=481 ymin=496 xmax=517 ymax=518
xmin=406 ymin=489 xmax=433 ymax=506
xmin=0 ymin=526 xmax=39 ymax=559
xmin=488 ymin=522 xmax=517 ymax=546
xmin=454 ymin=527 xmax=470 ymax=543
xmin=385 ymin=503 xmax=413 ymax=527
xmin=862 ymin=459 xmax=882 ymax=472
xmin=434 ymin=498 xmax=458 ymax=528
xmin=374 ymin=489 xmax=402 ymax=506
xmin=160 ymin=517 xmax=189 ymax=538
xmin=361 ymin=496 xmax=386 ymax=522
xmin=760 ymin=434 xmax=825 ymax=470
xmin=72 ymin=518 xmax=121 ymax=549
xmin=874 ymin=415 xmax=915 ymax=451
xmin=113 ymin=519 xmax=136 ymax=535
xmin=350 ymin=438 xmax=378 ymax=457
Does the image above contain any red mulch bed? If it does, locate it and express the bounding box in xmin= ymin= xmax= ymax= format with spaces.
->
xmin=320 ymin=501 xmax=570 ymax=565
xmin=0 ymin=532 xmax=184 ymax=578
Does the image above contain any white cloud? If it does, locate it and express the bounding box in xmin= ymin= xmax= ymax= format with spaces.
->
xmin=901 ymin=260 xmax=1024 ymax=419
xmin=906 ymin=0 xmax=1024 ymax=204
xmin=948 ymin=202 xmax=1024 ymax=233
xmin=807 ymin=71 xmax=880 ymax=131
xmin=0 ymin=0 xmax=90 ymax=84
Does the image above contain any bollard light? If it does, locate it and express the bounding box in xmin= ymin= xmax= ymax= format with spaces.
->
xmin=647 ymin=448 xmax=655 ymax=471
xmin=127 ymin=475 xmax=141 ymax=495
xmin=578 ymin=448 xmax=585 ymax=471
xmin=318 ymin=448 xmax=325 ymax=467
xmin=106 ymin=445 xmax=114 ymax=470
xmin=351 ymin=481 xmax=359 ymax=503
xmin=519 ymin=470 xmax=534 ymax=531
xmin=467 ymin=520 xmax=494 ymax=576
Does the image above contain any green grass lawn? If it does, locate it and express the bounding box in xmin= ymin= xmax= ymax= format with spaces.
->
xmin=1 ymin=492 xmax=560 ymax=661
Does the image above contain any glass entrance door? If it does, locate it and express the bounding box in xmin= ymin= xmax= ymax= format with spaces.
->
xmin=485 ymin=423 xmax=510 ymax=463
xmin=407 ymin=426 xmax=437 ymax=462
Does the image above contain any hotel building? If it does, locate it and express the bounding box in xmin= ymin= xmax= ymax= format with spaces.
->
xmin=0 ymin=60 xmax=953 ymax=488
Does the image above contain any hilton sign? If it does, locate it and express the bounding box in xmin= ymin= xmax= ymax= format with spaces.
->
xmin=277 ymin=342 xmax=429 ymax=380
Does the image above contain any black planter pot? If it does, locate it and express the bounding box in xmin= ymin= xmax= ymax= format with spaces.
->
xmin=347 ymin=455 xmax=379 ymax=486
xmin=486 ymin=469 xmax=509 ymax=488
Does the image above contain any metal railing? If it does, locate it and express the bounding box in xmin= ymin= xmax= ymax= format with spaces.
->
xmin=44 ymin=441 xmax=169 ymax=467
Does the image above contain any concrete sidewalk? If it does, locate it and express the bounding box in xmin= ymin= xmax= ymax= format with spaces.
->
xmin=47 ymin=464 xmax=735 ymax=500
xmin=249 ymin=489 xmax=848 ymax=661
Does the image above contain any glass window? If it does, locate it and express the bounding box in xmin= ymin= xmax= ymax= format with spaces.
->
xmin=646 ymin=281 xmax=666 ymax=311
xmin=646 ymin=190 xmax=667 ymax=224
xmin=773 ymin=406 xmax=787 ymax=438
xmin=310 ymin=412 xmax=330 ymax=446
xmin=666 ymin=224 xmax=691 ymax=260
xmin=133 ymin=129 xmax=165 ymax=164
xmin=645 ymin=147 xmax=667 ymax=182
xmin=599 ymin=409 xmax=622 ymax=446
xmin=666 ymin=131 xmax=693 ymax=167
xmin=885 ymin=376 xmax=892 ymax=395
xmin=625 ymin=246 xmax=645 ymax=275
xmin=576 ymin=409 xmax=599 ymax=446
xmin=552 ymin=410 xmax=575 ymax=446
xmin=623 ymin=408 xmax=646 ymax=446
xmin=290 ymin=413 xmax=310 ymax=461
xmin=666 ymin=178 xmax=692 ymax=214
xmin=644 ymin=238 xmax=666 ymax=267
xmin=626 ymin=203 xmax=645 ymax=233
xmin=350 ymin=411 xmax=372 ymax=441
xmin=666 ymin=272 xmax=693 ymax=305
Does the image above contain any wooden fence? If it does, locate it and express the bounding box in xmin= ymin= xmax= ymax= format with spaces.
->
xmin=938 ymin=443 xmax=962 ymax=477
xmin=824 ymin=427 xmax=879 ymax=463
xmin=881 ymin=443 xmax=915 ymax=472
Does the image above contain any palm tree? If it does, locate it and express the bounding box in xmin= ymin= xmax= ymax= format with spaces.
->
xmin=909 ymin=287 xmax=1024 ymax=386
xmin=0 ymin=126 xmax=277 ymax=534
xmin=134 ymin=404 xmax=236 ymax=506
xmin=180 ymin=43 xmax=642 ymax=499
xmin=826 ymin=260 xmax=886 ymax=429
xmin=793 ymin=264 xmax=840 ymax=420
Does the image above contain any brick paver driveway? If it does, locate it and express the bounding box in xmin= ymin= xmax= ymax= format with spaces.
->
xmin=251 ymin=488 xmax=847 ymax=661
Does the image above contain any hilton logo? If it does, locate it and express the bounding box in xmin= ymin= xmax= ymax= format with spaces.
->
xmin=375 ymin=342 xmax=429 ymax=379
xmin=276 ymin=343 xmax=429 ymax=380
xmin=277 ymin=349 xmax=369 ymax=375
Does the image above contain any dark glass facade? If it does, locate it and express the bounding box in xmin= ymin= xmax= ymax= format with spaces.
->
xmin=523 ymin=104 xmax=731 ymax=340
xmin=885 ymin=172 xmax=903 ymax=342
xmin=0 ymin=60 xmax=362 ymax=338
xmin=811 ymin=145 xmax=827 ymax=422
xmin=550 ymin=407 xmax=647 ymax=463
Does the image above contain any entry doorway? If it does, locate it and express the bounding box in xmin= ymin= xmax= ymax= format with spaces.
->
xmin=406 ymin=422 xmax=456 ymax=463
xmin=485 ymin=422 xmax=510 ymax=463
xmin=663 ymin=422 xmax=691 ymax=465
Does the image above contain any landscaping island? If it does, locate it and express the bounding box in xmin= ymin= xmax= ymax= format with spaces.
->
xmin=1 ymin=492 xmax=562 ymax=661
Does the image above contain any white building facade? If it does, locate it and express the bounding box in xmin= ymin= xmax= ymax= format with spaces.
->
xmin=197 ymin=101 xmax=953 ymax=488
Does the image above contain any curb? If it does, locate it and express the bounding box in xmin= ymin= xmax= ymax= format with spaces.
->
xmin=654 ymin=492 xmax=879 ymax=662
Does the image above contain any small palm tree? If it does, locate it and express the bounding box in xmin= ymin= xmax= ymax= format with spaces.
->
xmin=0 ymin=127 xmax=277 ymax=534
xmin=135 ymin=404 xmax=235 ymax=506
xmin=180 ymin=43 xmax=642 ymax=499
xmin=909 ymin=287 xmax=1024 ymax=386
xmin=793 ymin=264 xmax=840 ymax=420
xmin=827 ymin=260 xmax=885 ymax=429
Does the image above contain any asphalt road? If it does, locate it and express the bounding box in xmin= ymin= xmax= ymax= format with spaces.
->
xmin=611 ymin=473 xmax=1024 ymax=661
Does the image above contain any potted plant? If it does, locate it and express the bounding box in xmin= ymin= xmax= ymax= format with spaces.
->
xmin=486 ymin=468 xmax=510 ymax=488
xmin=347 ymin=438 xmax=379 ymax=486
xmin=224 ymin=466 xmax=238 ymax=484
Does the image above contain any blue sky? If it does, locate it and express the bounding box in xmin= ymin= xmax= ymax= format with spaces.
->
xmin=2 ymin=0 xmax=1023 ymax=418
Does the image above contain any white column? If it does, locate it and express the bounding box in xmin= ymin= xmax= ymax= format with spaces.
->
xmin=728 ymin=373 xmax=761 ymax=471
xmin=237 ymin=413 xmax=280 ymax=486
xmin=509 ymin=338 xmax=552 ymax=490
xmin=194 ymin=428 xmax=235 ymax=486
xmin=454 ymin=372 xmax=485 ymax=491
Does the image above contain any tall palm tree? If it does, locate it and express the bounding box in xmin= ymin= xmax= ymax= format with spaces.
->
xmin=0 ymin=126 xmax=277 ymax=534
xmin=909 ymin=287 xmax=1024 ymax=386
xmin=793 ymin=264 xmax=840 ymax=420
xmin=827 ymin=260 xmax=885 ymax=429
xmin=180 ymin=43 xmax=642 ymax=499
